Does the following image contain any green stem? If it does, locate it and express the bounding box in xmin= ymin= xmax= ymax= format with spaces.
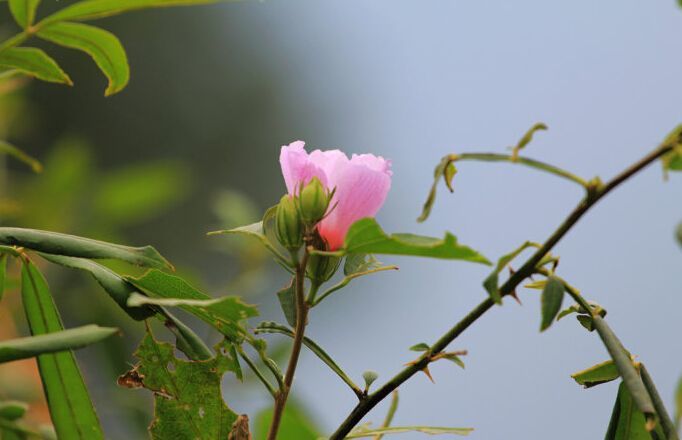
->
xmin=237 ymin=347 xmax=277 ymax=398
xmin=313 ymin=265 xmax=398 ymax=307
xmin=592 ymin=316 xmax=656 ymax=427
xmin=640 ymin=363 xmax=680 ymax=440
xmin=255 ymin=322 xmax=364 ymax=400
xmin=329 ymin=143 xmax=674 ymax=440
xmin=455 ymin=152 xmax=590 ymax=188
xmin=267 ymin=247 xmax=311 ymax=440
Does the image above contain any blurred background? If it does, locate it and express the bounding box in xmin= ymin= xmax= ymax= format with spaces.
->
xmin=1 ymin=0 xmax=681 ymax=438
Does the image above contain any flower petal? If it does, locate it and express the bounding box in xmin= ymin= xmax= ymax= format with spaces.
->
xmin=319 ymin=161 xmax=392 ymax=250
xmin=279 ymin=141 xmax=328 ymax=194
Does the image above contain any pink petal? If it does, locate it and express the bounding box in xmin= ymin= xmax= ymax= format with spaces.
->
xmin=318 ymin=161 xmax=392 ymax=250
xmin=279 ymin=141 xmax=328 ymax=194
xmin=350 ymin=153 xmax=393 ymax=175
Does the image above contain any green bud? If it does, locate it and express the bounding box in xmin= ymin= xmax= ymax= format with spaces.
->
xmin=276 ymin=195 xmax=303 ymax=250
xmin=362 ymin=370 xmax=379 ymax=390
xmin=298 ymin=177 xmax=330 ymax=225
xmin=306 ymin=253 xmax=341 ymax=283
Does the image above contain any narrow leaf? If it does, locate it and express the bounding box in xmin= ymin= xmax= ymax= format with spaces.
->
xmin=276 ymin=280 xmax=297 ymax=328
xmin=418 ymin=155 xmax=456 ymax=223
xmin=0 ymin=325 xmax=117 ymax=363
xmin=0 ymin=140 xmax=43 ymax=173
xmin=0 ymin=48 xmax=70 ymax=85
xmin=42 ymin=0 xmax=225 ymax=24
xmin=540 ymin=275 xmax=564 ymax=331
xmin=326 ymin=218 xmax=489 ymax=264
xmin=483 ymin=241 xmax=540 ymax=304
xmin=511 ymin=122 xmax=548 ymax=160
xmin=409 ymin=343 xmax=430 ymax=352
xmin=605 ymin=382 xmax=666 ymax=440
xmin=39 ymin=253 xmax=155 ymax=320
xmin=126 ymin=269 xmax=258 ymax=340
xmin=571 ymin=360 xmax=620 ymax=388
xmin=37 ymin=22 xmax=129 ymax=96
xmin=346 ymin=426 xmax=473 ymax=438
xmin=8 ymin=0 xmax=40 ymax=28
xmin=0 ymin=227 xmax=171 ymax=269
xmin=20 ymin=260 xmax=104 ymax=439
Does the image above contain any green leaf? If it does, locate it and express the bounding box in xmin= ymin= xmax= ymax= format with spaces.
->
xmin=327 ymin=218 xmax=489 ymax=264
xmin=510 ymin=122 xmax=548 ymax=160
xmin=483 ymin=241 xmax=540 ymax=304
xmin=20 ymin=260 xmax=104 ymax=439
xmin=571 ymin=360 xmax=620 ymax=388
xmin=676 ymin=222 xmax=682 ymax=248
xmin=0 ymin=324 xmax=117 ymax=363
xmin=0 ymin=48 xmax=70 ymax=85
xmin=0 ymin=254 xmax=6 ymax=302
xmin=125 ymin=332 xmax=239 ymax=440
xmin=39 ymin=253 xmax=155 ymax=320
xmin=36 ymin=22 xmax=129 ymax=96
xmin=418 ymin=155 xmax=457 ymax=223
xmin=41 ymin=0 xmax=225 ymax=24
xmin=0 ymin=140 xmax=42 ymax=173
xmin=605 ymin=382 xmax=665 ymax=440
xmin=162 ymin=311 xmax=213 ymax=361
xmin=0 ymin=227 xmax=172 ymax=269
xmin=362 ymin=370 xmax=378 ymax=389
xmin=443 ymin=353 xmax=466 ymax=369
xmin=540 ymin=275 xmax=564 ymax=332
xmin=255 ymin=400 xmax=320 ymax=440
xmin=8 ymin=0 xmax=40 ymax=28
xmin=208 ymin=206 xmax=291 ymax=269
xmin=409 ymin=343 xmax=430 ymax=352
xmin=276 ymin=279 xmax=297 ymax=328
xmin=577 ymin=315 xmax=595 ymax=332
xmin=126 ymin=269 xmax=258 ymax=340
xmin=0 ymin=401 xmax=28 ymax=420
xmin=345 ymin=426 xmax=474 ymax=438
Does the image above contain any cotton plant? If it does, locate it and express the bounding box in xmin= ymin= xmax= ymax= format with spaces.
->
xmin=1 ymin=0 xmax=682 ymax=439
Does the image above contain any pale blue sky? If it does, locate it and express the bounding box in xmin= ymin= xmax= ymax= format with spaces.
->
xmin=208 ymin=1 xmax=682 ymax=438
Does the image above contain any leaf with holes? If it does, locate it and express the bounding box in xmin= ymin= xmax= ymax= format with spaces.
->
xmin=36 ymin=22 xmax=129 ymax=96
xmin=125 ymin=332 xmax=240 ymax=440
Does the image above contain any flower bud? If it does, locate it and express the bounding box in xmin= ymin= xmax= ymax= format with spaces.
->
xmin=275 ymin=195 xmax=303 ymax=250
xmin=306 ymin=253 xmax=341 ymax=283
xmin=297 ymin=177 xmax=330 ymax=225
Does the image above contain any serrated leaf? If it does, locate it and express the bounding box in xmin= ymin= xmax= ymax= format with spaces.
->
xmin=20 ymin=260 xmax=104 ymax=439
xmin=0 ymin=48 xmax=71 ymax=85
xmin=0 ymin=140 xmax=43 ymax=173
xmin=127 ymin=332 xmax=240 ymax=440
xmin=276 ymin=280 xmax=297 ymax=328
xmin=39 ymin=253 xmax=155 ymax=320
xmin=8 ymin=0 xmax=40 ymax=28
xmin=37 ymin=22 xmax=129 ymax=96
xmin=126 ymin=269 xmax=258 ymax=340
xmin=483 ymin=241 xmax=540 ymax=304
xmin=345 ymin=426 xmax=473 ymax=438
xmin=41 ymin=0 xmax=226 ymax=24
xmin=0 ymin=324 xmax=117 ymax=363
xmin=540 ymin=275 xmax=564 ymax=332
xmin=571 ymin=360 xmax=620 ymax=388
xmin=605 ymin=382 xmax=666 ymax=440
xmin=409 ymin=343 xmax=430 ymax=352
xmin=0 ymin=227 xmax=172 ymax=269
xmin=331 ymin=218 xmax=489 ymax=264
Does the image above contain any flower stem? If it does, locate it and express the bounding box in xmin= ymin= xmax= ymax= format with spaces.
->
xmin=329 ymin=143 xmax=674 ymax=440
xmin=237 ymin=347 xmax=277 ymax=398
xmin=267 ymin=248 xmax=310 ymax=440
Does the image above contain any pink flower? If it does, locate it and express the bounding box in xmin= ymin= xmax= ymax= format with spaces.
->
xmin=279 ymin=140 xmax=392 ymax=250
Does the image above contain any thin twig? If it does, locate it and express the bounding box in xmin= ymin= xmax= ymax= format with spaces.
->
xmin=329 ymin=143 xmax=674 ymax=439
